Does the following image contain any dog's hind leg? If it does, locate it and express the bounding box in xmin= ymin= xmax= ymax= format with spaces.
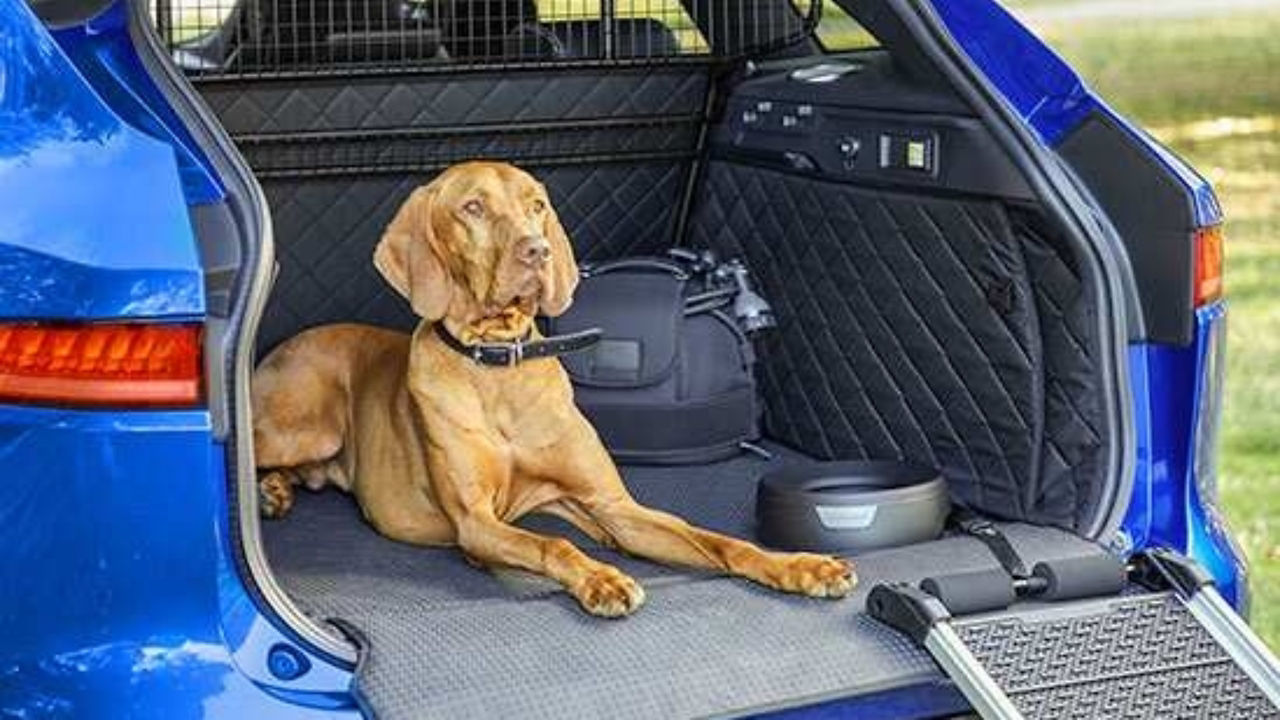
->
xmin=358 ymin=486 xmax=457 ymax=547
xmin=251 ymin=341 xmax=351 ymax=519
xmin=254 ymin=424 xmax=343 ymax=520
xmin=257 ymin=458 xmax=351 ymax=520
xmin=298 ymin=458 xmax=351 ymax=492
xmin=258 ymin=470 xmax=298 ymax=519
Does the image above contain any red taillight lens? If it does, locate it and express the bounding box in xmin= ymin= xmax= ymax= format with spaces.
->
xmin=0 ymin=323 xmax=202 ymax=407
xmin=1195 ymin=225 xmax=1224 ymax=306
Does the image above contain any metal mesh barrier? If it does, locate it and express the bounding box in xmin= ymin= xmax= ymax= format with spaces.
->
xmin=153 ymin=0 xmax=822 ymax=77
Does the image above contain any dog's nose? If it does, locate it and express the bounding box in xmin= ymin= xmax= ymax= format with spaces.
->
xmin=517 ymin=236 xmax=551 ymax=266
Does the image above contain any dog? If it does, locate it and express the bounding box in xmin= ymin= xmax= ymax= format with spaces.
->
xmin=251 ymin=161 xmax=855 ymax=617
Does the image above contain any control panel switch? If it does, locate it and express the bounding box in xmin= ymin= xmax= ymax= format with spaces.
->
xmin=878 ymin=133 xmax=938 ymax=174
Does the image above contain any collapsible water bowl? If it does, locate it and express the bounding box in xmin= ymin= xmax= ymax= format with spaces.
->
xmin=756 ymin=461 xmax=949 ymax=553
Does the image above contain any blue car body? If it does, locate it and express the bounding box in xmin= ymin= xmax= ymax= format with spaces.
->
xmin=0 ymin=0 xmax=1243 ymax=717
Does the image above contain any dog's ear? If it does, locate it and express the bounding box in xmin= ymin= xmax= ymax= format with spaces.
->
xmin=374 ymin=185 xmax=453 ymax=321
xmin=537 ymin=204 xmax=579 ymax=317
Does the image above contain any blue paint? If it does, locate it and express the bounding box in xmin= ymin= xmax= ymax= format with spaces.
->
xmin=1122 ymin=303 xmax=1246 ymax=609
xmin=1119 ymin=345 xmax=1154 ymax=552
xmin=0 ymin=244 xmax=204 ymax=320
xmin=0 ymin=0 xmax=203 ymax=320
xmin=0 ymin=405 xmax=352 ymax=718
xmin=926 ymin=0 xmax=1222 ymax=226
xmin=752 ymin=681 xmax=968 ymax=719
xmin=0 ymin=2 xmax=359 ymax=715
xmin=50 ymin=1 xmax=224 ymax=205
xmin=924 ymin=0 xmax=1092 ymax=145
xmin=1140 ymin=343 xmax=1198 ymax=552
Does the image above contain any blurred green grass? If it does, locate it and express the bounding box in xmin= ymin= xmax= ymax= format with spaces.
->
xmin=1016 ymin=3 xmax=1280 ymax=649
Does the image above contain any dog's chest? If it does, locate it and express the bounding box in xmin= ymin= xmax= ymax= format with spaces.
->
xmin=485 ymin=368 xmax=575 ymax=448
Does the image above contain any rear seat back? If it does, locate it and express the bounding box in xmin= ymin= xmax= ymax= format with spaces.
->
xmin=537 ymin=19 xmax=681 ymax=59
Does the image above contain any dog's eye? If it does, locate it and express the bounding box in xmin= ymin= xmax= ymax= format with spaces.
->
xmin=531 ymin=198 xmax=547 ymax=214
xmin=462 ymin=199 xmax=485 ymax=218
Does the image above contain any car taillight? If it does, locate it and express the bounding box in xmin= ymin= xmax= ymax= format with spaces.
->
xmin=1195 ymin=225 xmax=1224 ymax=306
xmin=0 ymin=323 xmax=202 ymax=407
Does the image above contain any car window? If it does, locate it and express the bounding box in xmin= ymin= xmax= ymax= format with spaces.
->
xmin=28 ymin=0 xmax=115 ymax=26
xmin=798 ymin=1 xmax=879 ymax=52
xmin=534 ymin=1 xmax=710 ymax=54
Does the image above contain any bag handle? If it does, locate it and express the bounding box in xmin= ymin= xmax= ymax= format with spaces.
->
xmin=580 ymin=257 xmax=690 ymax=280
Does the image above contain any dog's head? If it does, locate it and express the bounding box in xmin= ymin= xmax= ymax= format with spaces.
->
xmin=374 ymin=162 xmax=579 ymax=326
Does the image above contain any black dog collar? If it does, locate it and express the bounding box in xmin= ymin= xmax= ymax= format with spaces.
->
xmin=434 ymin=322 xmax=602 ymax=367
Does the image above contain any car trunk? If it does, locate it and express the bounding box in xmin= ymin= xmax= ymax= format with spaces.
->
xmin=263 ymin=446 xmax=1103 ymax=717
xmin=161 ymin=2 xmax=1127 ymax=716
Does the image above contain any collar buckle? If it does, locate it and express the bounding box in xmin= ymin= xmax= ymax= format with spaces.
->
xmin=472 ymin=340 xmax=523 ymax=367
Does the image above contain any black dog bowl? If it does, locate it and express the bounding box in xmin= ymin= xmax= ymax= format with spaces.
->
xmin=756 ymin=461 xmax=949 ymax=553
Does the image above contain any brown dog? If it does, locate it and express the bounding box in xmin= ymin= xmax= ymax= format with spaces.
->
xmin=252 ymin=161 xmax=855 ymax=616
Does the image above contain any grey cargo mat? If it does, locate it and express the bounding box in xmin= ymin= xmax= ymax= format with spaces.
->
xmin=262 ymin=444 xmax=1102 ymax=719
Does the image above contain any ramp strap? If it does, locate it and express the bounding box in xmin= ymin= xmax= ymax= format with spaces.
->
xmin=953 ymin=509 xmax=1028 ymax=578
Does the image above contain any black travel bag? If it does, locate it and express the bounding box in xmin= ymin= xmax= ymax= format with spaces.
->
xmin=546 ymin=250 xmax=774 ymax=464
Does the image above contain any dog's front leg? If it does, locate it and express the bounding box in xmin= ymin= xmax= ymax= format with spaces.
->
xmin=552 ymin=432 xmax=855 ymax=599
xmin=420 ymin=420 xmax=646 ymax=617
xmin=589 ymin=499 xmax=855 ymax=599
xmin=450 ymin=508 xmax=645 ymax=617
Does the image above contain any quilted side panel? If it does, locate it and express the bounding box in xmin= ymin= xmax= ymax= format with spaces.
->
xmin=1020 ymin=220 xmax=1106 ymax=530
xmin=689 ymin=162 xmax=1046 ymax=523
xmin=197 ymin=68 xmax=708 ymax=135
xmin=255 ymin=162 xmax=684 ymax=353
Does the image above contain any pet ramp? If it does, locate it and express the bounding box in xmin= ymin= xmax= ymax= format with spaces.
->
xmin=868 ymin=548 xmax=1280 ymax=719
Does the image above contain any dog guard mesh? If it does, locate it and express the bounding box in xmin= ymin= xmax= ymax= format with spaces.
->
xmin=152 ymin=0 xmax=823 ymax=77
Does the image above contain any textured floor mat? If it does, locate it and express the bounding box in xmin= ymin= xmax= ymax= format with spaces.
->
xmin=262 ymin=445 xmax=1101 ymax=719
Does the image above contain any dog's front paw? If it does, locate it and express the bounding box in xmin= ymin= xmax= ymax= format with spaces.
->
xmin=773 ymin=554 xmax=856 ymax=599
xmin=572 ymin=566 xmax=646 ymax=618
